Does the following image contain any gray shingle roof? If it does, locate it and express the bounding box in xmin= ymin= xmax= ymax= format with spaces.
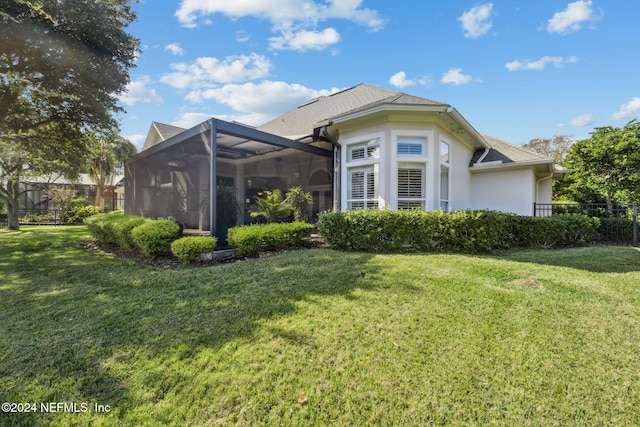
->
xmin=257 ymin=84 xmax=401 ymax=138
xmin=154 ymin=122 xmax=186 ymax=140
xmin=471 ymin=134 xmax=551 ymax=165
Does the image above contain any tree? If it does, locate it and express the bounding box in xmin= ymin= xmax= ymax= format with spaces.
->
xmin=0 ymin=0 xmax=139 ymax=229
xmin=284 ymin=186 xmax=313 ymax=222
xmin=561 ymin=120 xmax=640 ymax=204
xmin=249 ymin=190 xmax=292 ymax=223
xmin=88 ymin=131 xmax=136 ymax=209
xmin=522 ymin=135 xmax=575 ymax=163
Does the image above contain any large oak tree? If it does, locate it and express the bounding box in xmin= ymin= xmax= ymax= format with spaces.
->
xmin=0 ymin=0 xmax=139 ymax=229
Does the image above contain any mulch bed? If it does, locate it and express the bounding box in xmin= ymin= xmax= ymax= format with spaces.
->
xmin=80 ymin=234 xmax=328 ymax=270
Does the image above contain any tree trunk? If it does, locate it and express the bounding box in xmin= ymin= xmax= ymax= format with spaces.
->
xmin=5 ymin=180 xmax=21 ymax=230
xmin=606 ymin=192 xmax=613 ymax=216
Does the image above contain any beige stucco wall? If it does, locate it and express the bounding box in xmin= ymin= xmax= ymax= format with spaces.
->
xmin=469 ymin=168 xmax=536 ymax=215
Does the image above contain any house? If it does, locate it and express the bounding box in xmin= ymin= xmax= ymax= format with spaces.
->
xmin=125 ymin=84 xmax=566 ymax=236
xmin=18 ymin=173 xmax=124 ymax=212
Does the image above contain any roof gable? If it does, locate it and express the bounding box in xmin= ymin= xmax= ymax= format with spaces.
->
xmin=142 ymin=122 xmax=186 ymax=151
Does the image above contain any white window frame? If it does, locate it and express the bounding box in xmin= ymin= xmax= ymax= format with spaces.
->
xmin=390 ymin=130 xmax=433 ymax=210
xmin=341 ymin=132 xmax=385 ymax=210
xmin=397 ymin=162 xmax=426 ymax=210
xmin=347 ymin=165 xmax=379 ymax=209
xmin=440 ymin=139 xmax=450 ymax=211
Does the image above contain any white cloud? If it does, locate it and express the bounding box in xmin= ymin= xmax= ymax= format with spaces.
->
xmin=269 ymin=27 xmax=340 ymax=51
xmin=558 ymin=114 xmax=595 ymax=127
xmin=170 ymin=112 xmax=216 ymax=129
xmin=195 ymin=80 xmax=339 ymax=115
xmin=125 ymin=134 xmax=147 ymax=152
xmin=164 ymin=43 xmax=184 ymax=56
xmin=176 ymin=0 xmax=384 ymax=29
xmin=120 ymin=76 xmax=164 ymax=106
xmin=505 ymin=55 xmax=578 ymax=71
xmin=160 ymin=54 xmax=273 ymax=95
xmin=547 ymin=0 xmax=602 ymax=35
xmin=389 ymin=72 xmax=416 ymax=89
xmin=174 ymin=0 xmax=384 ymax=51
xmin=236 ymin=31 xmax=250 ymax=43
xmin=172 ymin=112 xmax=272 ymax=128
xmin=441 ymin=68 xmax=475 ymax=86
xmin=612 ymin=97 xmax=640 ymax=121
xmin=459 ymin=3 xmax=493 ymax=38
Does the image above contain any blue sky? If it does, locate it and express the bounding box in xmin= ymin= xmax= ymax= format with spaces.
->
xmin=118 ymin=1 xmax=640 ymax=151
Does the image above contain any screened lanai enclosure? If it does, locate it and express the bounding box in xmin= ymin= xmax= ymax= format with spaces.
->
xmin=124 ymin=119 xmax=334 ymax=238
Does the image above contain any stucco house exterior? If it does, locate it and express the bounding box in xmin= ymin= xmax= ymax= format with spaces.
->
xmin=125 ymin=84 xmax=566 ymax=236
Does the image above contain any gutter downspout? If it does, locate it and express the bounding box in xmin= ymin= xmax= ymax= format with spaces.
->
xmin=474 ymin=148 xmax=490 ymax=165
xmin=535 ymin=171 xmax=554 ymax=215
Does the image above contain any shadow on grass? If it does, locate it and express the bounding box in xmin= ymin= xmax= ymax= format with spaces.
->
xmin=493 ymin=245 xmax=640 ymax=273
xmin=0 ymin=227 xmax=378 ymax=424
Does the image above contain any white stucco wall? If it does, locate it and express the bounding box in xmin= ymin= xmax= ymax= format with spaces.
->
xmin=469 ymin=168 xmax=536 ymax=215
xmin=338 ymin=121 xmax=476 ymax=212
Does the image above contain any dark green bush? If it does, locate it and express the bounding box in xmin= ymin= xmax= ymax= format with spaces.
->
xmin=171 ymin=236 xmax=218 ymax=264
xmin=85 ymin=210 xmax=125 ymax=244
xmin=131 ymin=219 xmax=181 ymax=256
xmin=69 ymin=205 xmax=102 ymax=224
xmin=227 ymin=222 xmax=314 ymax=256
xmin=317 ymin=210 xmax=600 ymax=253
xmin=112 ymin=215 xmax=150 ymax=250
xmin=597 ymin=217 xmax=633 ymax=242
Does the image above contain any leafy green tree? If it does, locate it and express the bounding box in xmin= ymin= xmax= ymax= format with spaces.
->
xmin=560 ymin=120 xmax=640 ymax=204
xmin=249 ymin=189 xmax=292 ymax=223
xmin=0 ymin=0 xmax=139 ymax=229
xmin=284 ymin=186 xmax=313 ymax=222
xmin=88 ymin=131 xmax=137 ymax=209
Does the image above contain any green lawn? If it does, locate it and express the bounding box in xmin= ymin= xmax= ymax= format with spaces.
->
xmin=1 ymin=226 xmax=640 ymax=426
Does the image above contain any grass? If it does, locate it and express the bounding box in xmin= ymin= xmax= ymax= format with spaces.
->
xmin=1 ymin=226 xmax=640 ymax=426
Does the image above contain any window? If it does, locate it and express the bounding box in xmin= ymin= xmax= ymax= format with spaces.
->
xmin=440 ymin=141 xmax=450 ymax=211
xmin=440 ymin=165 xmax=449 ymax=210
xmin=440 ymin=141 xmax=449 ymax=164
xmin=347 ymin=166 xmax=378 ymax=209
xmin=397 ymin=136 xmax=427 ymax=157
xmin=397 ymin=163 xmax=425 ymax=209
xmin=348 ymin=139 xmax=380 ymax=162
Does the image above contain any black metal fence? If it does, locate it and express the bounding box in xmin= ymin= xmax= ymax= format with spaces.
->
xmin=534 ymin=202 xmax=638 ymax=247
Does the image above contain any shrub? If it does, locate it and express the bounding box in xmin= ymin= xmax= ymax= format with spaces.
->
xmin=598 ymin=217 xmax=634 ymax=242
xmin=317 ymin=210 xmax=600 ymax=253
xmin=112 ymin=215 xmax=150 ymax=250
xmin=85 ymin=210 xmax=125 ymax=245
xmin=69 ymin=205 xmax=101 ymax=224
xmin=131 ymin=219 xmax=181 ymax=257
xmin=171 ymin=236 xmax=218 ymax=264
xmin=227 ymin=222 xmax=314 ymax=256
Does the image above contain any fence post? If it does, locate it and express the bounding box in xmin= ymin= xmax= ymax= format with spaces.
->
xmin=533 ymin=202 xmax=537 ymax=217
xmin=633 ymin=202 xmax=638 ymax=248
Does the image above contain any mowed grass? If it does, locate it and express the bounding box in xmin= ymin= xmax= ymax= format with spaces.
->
xmin=1 ymin=227 xmax=640 ymax=426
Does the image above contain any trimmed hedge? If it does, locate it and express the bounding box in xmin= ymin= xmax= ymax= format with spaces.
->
xmin=131 ymin=219 xmax=181 ymax=257
xmin=227 ymin=222 xmax=314 ymax=256
xmin=171 ymin=236 xmax=218 ymax=264
xmin=85 ymin=211 xmax=151 ymax=251
xmin=85 ymin=210 xmax=126 ymax=245
xmin=317 ymin=209 xmax=600 ymax=253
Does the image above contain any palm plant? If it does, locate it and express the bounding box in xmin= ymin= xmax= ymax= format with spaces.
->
xmin=88 ymin=131 xmax=137 ymax=209
xmin=284 ymin=186 xmax=313 ymax=223
xmin=249 ymin=189 xmax=291 ymax=223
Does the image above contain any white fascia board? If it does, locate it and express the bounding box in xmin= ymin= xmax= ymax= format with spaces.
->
xmin=470 ymin=159 xmax=554 ymax=173
xmin=325 ymin=104 xmax=491 ymax=150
